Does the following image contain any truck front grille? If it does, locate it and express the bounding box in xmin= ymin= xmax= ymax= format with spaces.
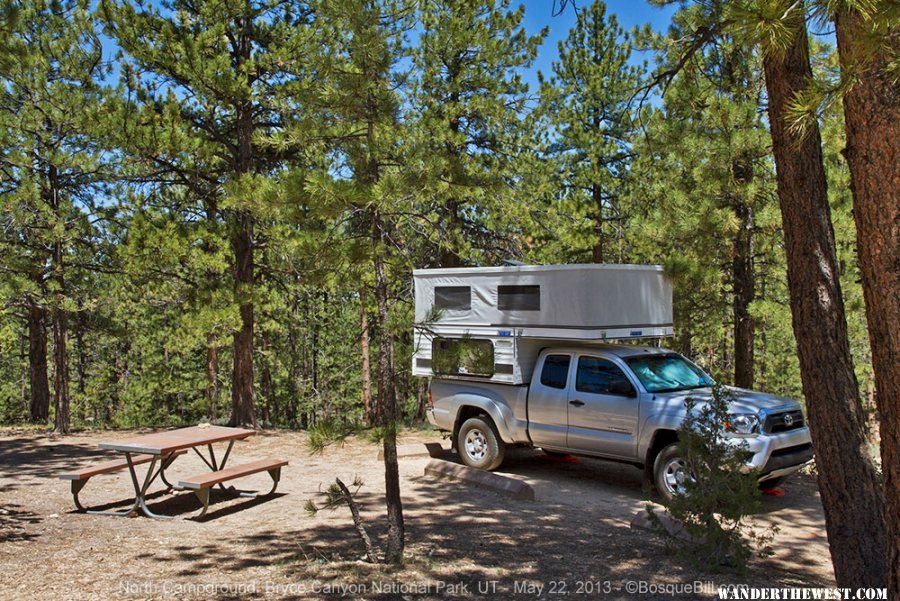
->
xmin=763 ymin=410 xmax=805 ymax=434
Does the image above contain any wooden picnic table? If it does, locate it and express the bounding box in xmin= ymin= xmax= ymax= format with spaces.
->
xmin=61 ymin=425 xmax=287 ymax=519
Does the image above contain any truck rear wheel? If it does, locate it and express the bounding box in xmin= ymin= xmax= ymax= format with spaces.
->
xmin=458 ymin=416 xmax=505 ymax=471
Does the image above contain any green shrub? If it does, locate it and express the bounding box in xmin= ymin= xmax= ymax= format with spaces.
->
xmin=659 ymin=383 xmax=776 ymax=571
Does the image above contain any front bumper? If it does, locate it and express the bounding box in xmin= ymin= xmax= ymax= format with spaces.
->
xmin=728 ymin=426 xmax=814 ymax=481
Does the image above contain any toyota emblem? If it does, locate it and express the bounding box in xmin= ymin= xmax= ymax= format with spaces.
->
xmin=783 ymin=414 xmax=794 ymax=427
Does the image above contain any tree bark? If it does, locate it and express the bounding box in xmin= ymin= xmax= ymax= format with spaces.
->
xmin=260 ymin=328 xmax=272 ymax=425
xmin=761 ymin=10 xmax=886 ymax=587
xmin=229 ymin=18 xmax=257 ymax=428
xmin=592 ymin=182 xmax=604 ymax=263
xmin=439 ymin=198 xmax=462 ymax=268
xmin=206 ymin=333 xmax=219 ymax=421
xmin=372 ymin=212 xmax=404 ymax=564
xmin=27 ymin=302 xmax=50 ymax=423
xmin=360 ymin=286 xmax=373 ymax=419
xmin=834 ymin=8 xmax=900 ymax=594
xmin=731 ymin=201 xmax=755 ymax=388
xmin=230 ymin=212 xmax=256 ymax=428
xmin=46 ymin=162 xmax=70 ymax=435
xmin=52 ymin=303 xmax=70 ymax=434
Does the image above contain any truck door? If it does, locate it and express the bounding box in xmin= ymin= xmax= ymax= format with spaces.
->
xmin=527 ymin=353 xmax=573 ymax=449
xmin=567 ymin=354 xmax=640 ymax=459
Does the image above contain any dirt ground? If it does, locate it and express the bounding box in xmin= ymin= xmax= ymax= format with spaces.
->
xmin=0 ymin=427 xmax=834 ymax=600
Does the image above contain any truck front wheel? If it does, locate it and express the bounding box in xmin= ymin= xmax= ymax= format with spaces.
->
xmin=457 ymin=416 xmax=505 ymax=471
xmin=653 ymin=443 xmax=693 ymax=501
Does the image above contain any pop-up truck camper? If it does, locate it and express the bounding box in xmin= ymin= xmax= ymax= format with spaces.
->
xmin=413 ymin=264 xmax=674 ymax=385
xmin=414 ymin=264 xmax=814 ymax=499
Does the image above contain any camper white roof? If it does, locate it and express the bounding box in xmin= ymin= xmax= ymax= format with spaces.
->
xmin=413 ymin=263 xmax=673 ymax=340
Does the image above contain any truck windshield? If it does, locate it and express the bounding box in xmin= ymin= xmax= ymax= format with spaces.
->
xmin=625 ymin=354 xmax=714 ymax=393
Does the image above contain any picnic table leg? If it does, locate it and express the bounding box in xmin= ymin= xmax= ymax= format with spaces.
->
xmin=216 ymin=441 xmax=235 ymax=492
xmin=71 ymin=479 xmax=88 ymax=511
xmin=126 ymin=453 xmax=176 ymax=519
xmin=192 ymin=440 xmax=236 ymax=492
xmin=192 ymin=488 xmax=211 ymax=519
xmin=157 ymin=452 xmax=180 ymax=490
xmin=86 ymin=455 xmax=142 ymax=516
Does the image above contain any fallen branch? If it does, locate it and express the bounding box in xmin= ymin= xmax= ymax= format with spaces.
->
xmin=335 ymin=477 xmax=379 ymax=563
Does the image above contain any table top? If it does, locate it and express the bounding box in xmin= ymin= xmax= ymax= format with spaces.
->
xmin=99 ymin=426 xmax=255 ymax=455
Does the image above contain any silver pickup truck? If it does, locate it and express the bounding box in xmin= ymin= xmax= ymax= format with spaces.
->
xmin=427 ymin=343 xmax=814 ymax=498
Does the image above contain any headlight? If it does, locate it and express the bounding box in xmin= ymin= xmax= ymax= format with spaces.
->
xmin=724 ymin=413 xmax=760 ymax=435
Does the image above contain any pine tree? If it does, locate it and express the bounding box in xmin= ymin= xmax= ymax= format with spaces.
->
xmin=539 ymin=0 xmax=643 ymax=264
xmin=314 ymin=0 xmax=415 ymax=563
xmin=101 ymin=0 xmax=321 ymax=427
xmin=411 ymin=0 xmax=545 ymax=267
xmin=829 ymin=3 xmax=899 ymax=591
xmin=742 ymin=0 xmax=886 ymax=585
xmin=629 ymin=10 xmax=778 ymax=389
xmin=0 ymin=0 xmax=109 ymax=433
xmin=646 ymin=0 xmax=887 ymax=586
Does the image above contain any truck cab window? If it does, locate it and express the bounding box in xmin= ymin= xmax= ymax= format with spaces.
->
xmin=576 ymin=357 xmax=635 ymax=397
xmin=540 ymin=355 xmax=571 ymax=389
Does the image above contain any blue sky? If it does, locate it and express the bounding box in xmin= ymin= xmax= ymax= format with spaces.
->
xmin=517 ymin=0 xmax=679 ymax=89
xmin=101 ymin=1 xmax=679 ymax=90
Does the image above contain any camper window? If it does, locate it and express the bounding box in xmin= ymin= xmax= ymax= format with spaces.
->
xmin=432 ymin=337 xmax=494 ymax=377
xmin=498 ymin=285 xmax=541 ymax=311
xmin=434 ymin=286 xmax=471 ymax=311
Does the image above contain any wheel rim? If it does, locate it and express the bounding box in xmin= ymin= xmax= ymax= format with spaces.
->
xmin=464 ymin=428 xmax=488 ymax=462
xmin=662 ymin=456 xmax=693 ymax=496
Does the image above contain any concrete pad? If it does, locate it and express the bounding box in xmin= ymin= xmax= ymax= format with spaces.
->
xmin=423 ymin=459 xmax=535 ymax=501
xmin=378 ymin=443 xmax=446 ymax=460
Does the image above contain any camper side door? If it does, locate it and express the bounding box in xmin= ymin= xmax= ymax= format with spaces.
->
xmin=566 ymin=352 xmax=641 ymax=460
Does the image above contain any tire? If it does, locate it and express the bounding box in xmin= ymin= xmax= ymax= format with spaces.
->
xmin=653 ymin=443 xmax=693 ymax=501
xmin=759 ymin=476 xmax=785 ymax=491
xmin=457 ymin=416 xmax=505 ymax=470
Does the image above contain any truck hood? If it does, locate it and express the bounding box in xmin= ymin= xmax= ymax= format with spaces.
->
xmin=652 ymin=386 xmax=800 ymax=415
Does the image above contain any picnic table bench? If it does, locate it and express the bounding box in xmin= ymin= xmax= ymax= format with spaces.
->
xmin=178 ymin=458 xmax=287 ymax=517
xmin=59 ymin=449 xmax=186 ymax=511
xmin=59 ymin=425 xmax=288 ymax=519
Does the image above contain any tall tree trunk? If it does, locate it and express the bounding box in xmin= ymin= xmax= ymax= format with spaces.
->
xmin=834 ymin=8 xmax=900 ymax=594
xmin=74 ymin=314 xmax=87 ymax=422
xmin=52 ymin=303 xmax=70 ymax=434
xmin=260 ymin=329 xmax=272 ymax=425
xmin=732 ymin=201 xmax=755 ymax=388
xmin=206 ymin=333 xmax=219 ymax=421
xmin=440 ymin=198 xmax=462 ymax=268
xmin=372 ymin=212 xmax=404 ymax=564
xmin=761 ymin=9 xmax=886 ymax=587
xmin=229 ymin=22 xmax=256 ymax=429
xmin=591 ymin=182 xmax=604 ymax=263
xmin=27 ymin=302 xmax=50 ymax=423
xmin=360 ymin=286 xmax=372 ymax=418
xmin=46 ymin=163 xmax=70 ymax=435
xmin=230 ymin=212 xmax=256 ymax=428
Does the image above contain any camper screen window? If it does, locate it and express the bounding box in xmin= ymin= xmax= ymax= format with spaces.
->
xmin=434 ymin=286 xmax=471 ymax=311
xmin=432 ymin=338 xmax=494 ymax=377
xmin=498 ymin=285 xmax=541 ymax=311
